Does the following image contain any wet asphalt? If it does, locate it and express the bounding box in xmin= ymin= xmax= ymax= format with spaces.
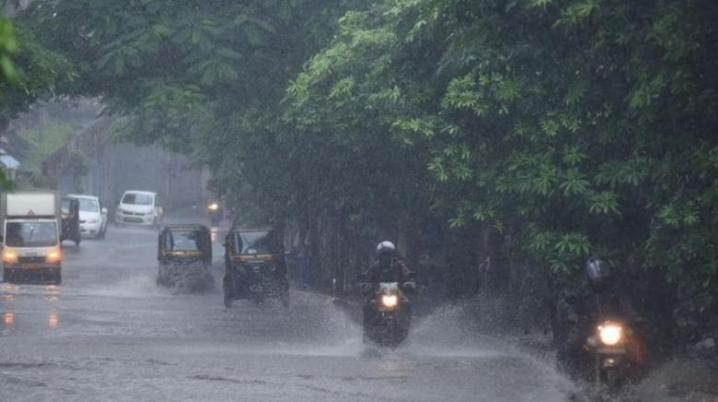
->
xmin=0 ymin=210 xmax=573 ymax=402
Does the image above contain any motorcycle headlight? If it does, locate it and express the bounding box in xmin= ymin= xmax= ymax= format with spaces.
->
xmin=381 ymin=294 xmax=398 ymax=308
xmin=598 ymin=323 xmax=623 ymax=346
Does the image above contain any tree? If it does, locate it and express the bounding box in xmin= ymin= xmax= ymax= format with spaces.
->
xmin=285 ymin=0 xmax=718 ymax=337
xmin=22 ymin=0 xmax=367 ymax=218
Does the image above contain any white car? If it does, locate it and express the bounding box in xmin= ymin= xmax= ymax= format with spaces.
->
xmin=115 ymin=190 xmax=163 ymax=227
xmin=68 ymin=194 xmax=108 ymax=239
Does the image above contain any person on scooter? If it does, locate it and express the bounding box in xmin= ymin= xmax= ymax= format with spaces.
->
xmin=360 ymin=241 xmax=415 ymax=328
xmin=556 ymin=257 xmax=645 ymax=374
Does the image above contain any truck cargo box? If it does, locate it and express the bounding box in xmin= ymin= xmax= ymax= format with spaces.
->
xmin=2 ymin=192 xmax=60 ymax=218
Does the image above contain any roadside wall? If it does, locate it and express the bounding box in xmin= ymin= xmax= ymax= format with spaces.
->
xmin=282 ymin=208 xmax=551 ymax=333
xmin=43 ymin=118 xmax=210 ymax=214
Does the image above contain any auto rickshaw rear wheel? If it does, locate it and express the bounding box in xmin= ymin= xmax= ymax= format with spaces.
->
xmin=223 ymin=278 xmax=233 ymax=307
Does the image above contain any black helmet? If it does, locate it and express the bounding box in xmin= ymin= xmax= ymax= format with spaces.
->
xmin=376 ymin=241 xmax=396 ymax=256
xmin=584 ymin=257 xmax=611 ymax=284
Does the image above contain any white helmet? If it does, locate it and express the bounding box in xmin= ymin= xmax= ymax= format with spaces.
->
xmin=376 ymin=241 xmax=396 ymax=256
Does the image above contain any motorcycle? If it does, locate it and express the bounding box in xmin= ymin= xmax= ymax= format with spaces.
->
xmin=584 ymin=319 xmax=632 ymax=389
xmin=207 ymin=201 xmax=223 ymax=226
xmin=361 ymin=281 xmax=413 ymax=348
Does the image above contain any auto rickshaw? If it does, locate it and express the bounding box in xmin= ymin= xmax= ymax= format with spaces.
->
xmin=223 ymin=226 xmax=289 ymax=307
xmin=61 ymin=197 xmax=81 ymax=246
xmin=157 ymin=224 xmax=214 ymax=290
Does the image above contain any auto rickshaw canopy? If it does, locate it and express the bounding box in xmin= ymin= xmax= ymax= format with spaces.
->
xmin=158 ymin=224 xmax=212 ymax=262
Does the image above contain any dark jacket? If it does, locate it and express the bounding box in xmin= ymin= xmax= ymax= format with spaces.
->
xmin=566 ymin=284 xmax=638 ymax=324
xmin=363 ymin=258 xmax=414 ymax=285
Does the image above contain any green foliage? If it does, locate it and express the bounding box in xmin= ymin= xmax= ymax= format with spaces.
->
xmin=0 ymin=14 xmax=18 ymax=190
xmin=0 ymin=23 xmax=74 ymax=139
xmin=283 ymin=0 xmax=718 ymax=334
xmin=18 ymin=121 xmax=74 ymax=172
xmin=21 ymin=0 xmax=370 ymax=217
xmin=0 ymin=17 xmax=18 ymax=84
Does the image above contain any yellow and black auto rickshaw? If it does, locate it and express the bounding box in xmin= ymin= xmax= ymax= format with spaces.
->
xmin=222 ymin=226 xmax=289 ymax=307
xmin=157 ymin=224 xmax=214 ymax=290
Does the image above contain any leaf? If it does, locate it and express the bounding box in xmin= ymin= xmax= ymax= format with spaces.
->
xmin=563 ymin=146 xmax=587 ymax=166
xmin=588 ymin=191 xmax=620 ymax=215
xmin=0 ymin=55 xmax=17 ymax=82
xmin=559 ymin=168 xmax=591 ymax=196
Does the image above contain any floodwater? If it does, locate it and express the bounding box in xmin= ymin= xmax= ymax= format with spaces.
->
xmin=0 ymin=210 xmax=573 ymax=402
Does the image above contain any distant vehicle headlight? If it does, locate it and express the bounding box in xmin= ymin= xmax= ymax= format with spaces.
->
xmin=381 ymin=294 xmax=398 ymax=308
xmin=208 ymin=203 xmax=219 ymax=211
xmin=598 ymin=323 xmax=623 ymax=346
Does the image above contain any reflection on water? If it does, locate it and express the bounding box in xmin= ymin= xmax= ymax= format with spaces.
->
xmin=45 ymin=285 xmax=61 ymax=302
xmin=2 ymin=283 xmax=17 ymax=304
xmin=0 ymin=283 xmax=62 ymax=332
xmin=48 ymin=312 xmax=59 ymax=329
xmin=211 ymin=228 xmax=219 ymax=243
xmin=3 ymin=312 xmax=14 ymax=327
xmin=376 ymin=359 xmax=415 ymax=374
xmin=0 ymin=312 xmax=60 ymax=331
xmin=2 ymin=282 xmax=18 ymax=293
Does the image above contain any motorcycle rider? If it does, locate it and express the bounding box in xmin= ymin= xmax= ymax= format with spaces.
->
xmin=556 ymin=257 xmax=644 ymax=372
xmin=207 ymin=197 xmax=224 ymax=226
xmin=360 ymin=241 xmax=415 ymax=328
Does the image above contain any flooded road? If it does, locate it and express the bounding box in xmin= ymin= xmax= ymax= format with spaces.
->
xmin=1 ymin=211 xmax=572 ymax=402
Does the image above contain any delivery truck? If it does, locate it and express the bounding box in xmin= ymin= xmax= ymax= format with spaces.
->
xmin=1 ymin=191 xmax=63 ymax=284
